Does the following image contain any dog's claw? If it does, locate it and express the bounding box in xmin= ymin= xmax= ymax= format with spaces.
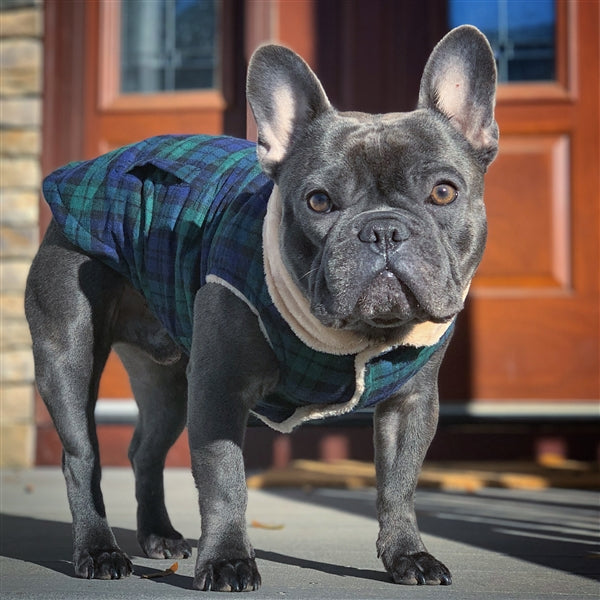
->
xmin=74 ymin=548 xmax=133 ymax=580
xmin=194 ymin=558 xmax=261 ymax=592
xmin=139 ymin=533 xmax=192 ymax=560
xmin=386 ymin=551 xmax=451 ymax=586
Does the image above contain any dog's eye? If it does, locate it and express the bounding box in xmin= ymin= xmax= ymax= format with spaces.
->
xmin=429 ymin=183 xmax=458 ymax=206
xmin=307 ymin=192 xmax=333 ymax=214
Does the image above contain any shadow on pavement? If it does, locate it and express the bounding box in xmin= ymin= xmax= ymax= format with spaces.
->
xmin=0 ymin=514 xmax=192 ymax=588
xmin=0 ymin=513 xmax=392 ymax=589
xmin=255 ymin=549 xmax=390 ymax=583
xmin=263 ymin=487 xmax=600 ymax=582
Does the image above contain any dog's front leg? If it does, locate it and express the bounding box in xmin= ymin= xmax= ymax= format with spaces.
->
xmin=190 ymin=432 xmax=257 ymax=592
xmin=187 ymin=284 xmax=278 ymax=592
xmin=374 ymin=348 xmax=452 ymax=586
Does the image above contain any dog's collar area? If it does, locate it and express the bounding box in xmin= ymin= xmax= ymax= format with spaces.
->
xmin=262 ymin=186 xmax=456 ymax=354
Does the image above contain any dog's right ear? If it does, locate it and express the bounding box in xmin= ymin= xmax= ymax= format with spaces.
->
xmin=247 ymin=45 xmax=332 ymax=178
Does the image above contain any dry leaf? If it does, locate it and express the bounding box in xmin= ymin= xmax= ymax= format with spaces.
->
xmin=250 ymin=520 xmax=284 ymax=530
xmin=141 ymin=561 xmax=179 ymax=579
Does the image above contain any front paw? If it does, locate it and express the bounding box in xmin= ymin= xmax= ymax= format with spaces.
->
xmin=139 ymin=532 xmax=192 ymax=560
xmin=74 ymin=547 xmax=133 ymax=580
xmin=385 ymin=551 xmax=452 ymax=585
xmin=193 ymin=557 xmax=261 ymax=592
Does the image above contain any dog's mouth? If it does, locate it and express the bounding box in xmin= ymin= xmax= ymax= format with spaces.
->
xmin=353 ymin=270 xmax=420 ymax=326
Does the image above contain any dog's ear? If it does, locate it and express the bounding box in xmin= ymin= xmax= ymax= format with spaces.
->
xmin=418 ymin=25 xmax=498 ymax=167
xmin=247 ymin=45 xmax=332 ymax=178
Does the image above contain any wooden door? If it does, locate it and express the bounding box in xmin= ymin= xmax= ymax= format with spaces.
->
xmin=457 ymin=1 xmax=599 ymax=409
xmin=37 ymin=0 xmax=317 ymax=465
xmin=37 ymin=0 xmax=598 ymax=466
xmin=316 ymin=0 xmax=599 ymax=413
xmin=95 ymin=0 xmax=250 ymax=406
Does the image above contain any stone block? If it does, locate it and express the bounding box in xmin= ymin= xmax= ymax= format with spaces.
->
xmin=0 ymin=423 xmax=34 ymax=468
xmin=0 ymin=97 xmax=41 ymax=127
xmin=0 ymin=39 xmax=39 ymax=68
xmin=0 ymin=292 xmax=26 ymax=319
xmin=0 ymin=224 xmax=38 ymax=258
xmin=1 ymin=317 xmax=32 ymax=350
xmin=0 ymin=260 xmax=30 ymax=292
xmin=0 ymin=189 xmax=39 ymax=225
xmin=0 ymin=348 xmax=34 ymax=383
xmin=0 ymin=383 xmax=33 ymax=422
xmin=0 ymin=38 xmax=42 ymax=95
xmin=0 ymin=129 xmax=41 ymax=156
xmin=0 ymin=157 xmax=41 ymax=188
xmin=0 ymin=66 xmax=41 ymax=95
xmin=0 ymin=7 xmax=43 ymax=38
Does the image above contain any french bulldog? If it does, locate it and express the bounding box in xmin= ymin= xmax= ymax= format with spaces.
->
xmin=25 ymin=25 xmax=497 ymax=591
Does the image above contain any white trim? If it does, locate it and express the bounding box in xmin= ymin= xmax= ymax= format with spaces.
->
xmin=95 ymin=399 xmax=138 ymax=423
xmin=205 ymin=274 xmax=272 ymax=347
xmin=94 ymin=399 xmax=600 ymax=425
xmin=440 ymin=402 xmax=600 ymax=419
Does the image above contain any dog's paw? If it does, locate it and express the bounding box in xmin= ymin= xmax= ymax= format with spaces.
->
xmin=193 ymin=557 xmax=261 ymax=592
xmin=386 ymin=551 xmax=452 ymax=585
xmin=139 ymin=533 xmax=192 ymax=560
xmin=74 ymin=547 xmax=133 ymax=580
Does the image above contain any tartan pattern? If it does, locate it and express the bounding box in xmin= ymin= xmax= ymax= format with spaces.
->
xmin=44 ymin=134 xmax=450 ymax=429
xmin=44 ymin=135 xmax=268 ymax=349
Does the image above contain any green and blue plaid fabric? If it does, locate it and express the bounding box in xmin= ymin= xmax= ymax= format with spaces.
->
xmin=44 ymin=135 xmax=267 ymax=348
xmin=44 ymin=134 xmax=450 ymax=428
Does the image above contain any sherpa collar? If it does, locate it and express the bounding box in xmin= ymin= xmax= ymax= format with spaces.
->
xmin=262 ymin=185 xmax=456 ymax=355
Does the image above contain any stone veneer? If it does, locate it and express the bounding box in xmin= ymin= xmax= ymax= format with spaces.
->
xmin=0 ymin=0 xmax=43 ymax=467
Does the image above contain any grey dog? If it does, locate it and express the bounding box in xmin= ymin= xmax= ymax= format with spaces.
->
xmin=25 ymin=25 xmax=498 ymax=592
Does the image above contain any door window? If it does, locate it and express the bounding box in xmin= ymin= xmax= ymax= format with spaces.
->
xmin=120 ymin=0 xmax=220 ymax=94
xmin=449 ymin=0 xmax=555 ymax=82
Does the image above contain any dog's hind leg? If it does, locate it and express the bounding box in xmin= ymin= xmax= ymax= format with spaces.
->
xmin=114 ymin=340 xmax=192 ymax=560
xmin=25 ymin=222 xmax=133 ymax=579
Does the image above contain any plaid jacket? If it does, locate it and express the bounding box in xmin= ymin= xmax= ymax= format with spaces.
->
xmin=43 ymin=135 xmax=450 ymax=431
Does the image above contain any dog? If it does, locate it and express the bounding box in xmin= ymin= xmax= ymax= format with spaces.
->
xmin=25 ymin=25 xmax=498 ymax=591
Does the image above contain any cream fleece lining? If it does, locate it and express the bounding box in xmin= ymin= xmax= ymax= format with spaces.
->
xmin=262 ymin=186 xmax=457 ymax=352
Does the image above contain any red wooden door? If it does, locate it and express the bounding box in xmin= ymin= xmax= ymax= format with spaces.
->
xmin=37 ymin=0 xmax=316 ymax=465
xmin=314 ymin=0 xmax=599 ymax=414
xmin=37 ymin=0 xmax=598 ymax=465
xmin=463 ymin=1 xmax=599 ymax=408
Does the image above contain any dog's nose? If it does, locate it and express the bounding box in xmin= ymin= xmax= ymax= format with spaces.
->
xmin=358 ymin=219 xmax=410 ymax=253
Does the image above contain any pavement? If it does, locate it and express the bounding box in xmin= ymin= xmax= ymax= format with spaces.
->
xmin=1 ymin=467 xmax=598 ymax=599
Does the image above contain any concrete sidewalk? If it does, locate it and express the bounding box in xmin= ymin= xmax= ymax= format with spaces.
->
xmin=1 ymin=468 xmax=598 ymax=599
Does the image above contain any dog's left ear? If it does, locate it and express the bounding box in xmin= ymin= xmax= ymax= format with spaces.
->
xmin=419 ymin=25 xmax=499 ymax=167
xmin=247 ymin=45 xmax=332 ymax=178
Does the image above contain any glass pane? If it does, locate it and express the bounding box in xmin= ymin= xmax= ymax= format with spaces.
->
xmin=121 ymin=0 xmax=219 ymax=93
xmin=449 ymin=0 xmax=555 ymax=82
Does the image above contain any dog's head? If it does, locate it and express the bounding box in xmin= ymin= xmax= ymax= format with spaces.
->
xmin=247 ymin=26 xmax=498 ymax=345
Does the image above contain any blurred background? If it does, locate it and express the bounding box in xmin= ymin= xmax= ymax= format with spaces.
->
xmin=1 ymin=0 xmax=598 ymax=473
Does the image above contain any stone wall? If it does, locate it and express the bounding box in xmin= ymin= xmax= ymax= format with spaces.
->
xmin=0 ymin=0 xmax=43 ymax=467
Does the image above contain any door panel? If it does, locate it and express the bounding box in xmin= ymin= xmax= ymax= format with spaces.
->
xmin=83 ymin=0 xmax=246 ymax=399
xmin=478 ymin=134 xmax=570 ymax=290
xmin=465 ymin=1 xmax=599 ymax=403
xmin=316 ymin=0 xmax=599 ymax=407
